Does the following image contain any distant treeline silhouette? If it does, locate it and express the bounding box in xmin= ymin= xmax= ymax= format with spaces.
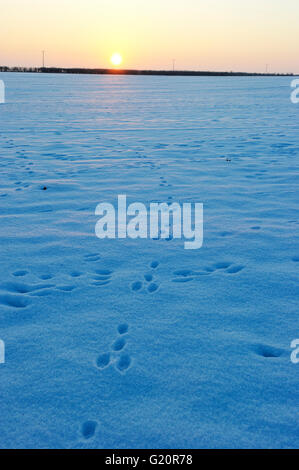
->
xmin=0 ymin=66 xmax=295 ymax=77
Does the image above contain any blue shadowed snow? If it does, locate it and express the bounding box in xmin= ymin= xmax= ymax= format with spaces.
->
xmin=0 ymin=73 xmax=298 ymax=449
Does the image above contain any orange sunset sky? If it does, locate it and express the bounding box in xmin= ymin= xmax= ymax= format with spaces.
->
xmin=1 ymin=0 xmax=298 ymax=73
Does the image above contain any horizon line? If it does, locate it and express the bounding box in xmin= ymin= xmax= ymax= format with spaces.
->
xmin=0 ymin=66 xmax=297 ymax=77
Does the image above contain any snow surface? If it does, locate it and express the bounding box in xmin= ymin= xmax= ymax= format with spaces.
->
xmin=0 ymin=73 xmax=298 ymax=449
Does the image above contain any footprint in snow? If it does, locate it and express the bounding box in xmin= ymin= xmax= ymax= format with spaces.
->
xmin=0 ymin=278 xmax=59 ymax=307
xmin=91 ymin=269 xmax=114 ymax=287
xmin=171 ymin=262 xmax=245 ymax=282
xmin=131 ymin=261 xmax=161 ymax=293
xmin=253 ymin=344 xmax=285 ymax=359
xmin=95 ymin=323 xmax=131 ymax=374
xmin=84 ymin=253 xmax=101 ymax=262
xmin=81 ymin=420 xmax=98 ymax=440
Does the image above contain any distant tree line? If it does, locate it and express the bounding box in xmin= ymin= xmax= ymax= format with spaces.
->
xmin=0 ymin=66 xmax=295 ymax=77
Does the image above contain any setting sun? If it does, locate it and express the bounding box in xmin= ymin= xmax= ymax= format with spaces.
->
xmin=110 ymin=53 xmax=123 ymax=67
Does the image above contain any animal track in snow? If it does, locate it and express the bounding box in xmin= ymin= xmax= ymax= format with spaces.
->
xmin=171 ymin=262 xmax=245 ymax=282
xmin=254 ymin=344 xmax=284 ymax=358
xmin=12 ymin=270 xmax=29 ymax=277
xmin=173 ymin=269 xmax=193 ymax=277
xmin=70 ymin=271 xmax=83 ymax=278
xmin=10 ymin=263 xmax=115 ymax=296
xmin=212 ymin=262 xmax=232 ymax=270
xmin=81 ymin=420 xmax=98 ymax=440
xmin=0 ymin=276 xmax=60 ymax=308
xmin=118 ymin=323 xmax=129 ymax=335
xmin=131 ymin=262 xmax=161 ymax=293
xmin=95 ymin=269 xmax=113 ymax=276
xmin=219 ymin=231 xmax=234 ymax=237
xmin=1 ymin=281 xmax=54 ymax=294
xmin=131 ymin=281 xmax=143 ymax=292
xmin=150 ymin=261 xmax=159 ymax=269
xmin=225 ymin=265 xmax=244 ymax=274
xmin=91 ymin=269 xmax=114 ymax=287
xmin=112 ymin=336 xmax=126 ymax=352
xmin=92 ymin=280 xmax=110 ymax=286
xmin=84 ymin=253 xmax=101 ymax=262
xmin=147 ymin=283 xmax=159 ymax=293
xmin=96 ymin=352 xmax=111 ymax=369
xmin=172 ymin=277 xmax=194 ymax=283
xmin=0 ymin=293 xmax=31 ymax=309
xmin=204 ymin=262 xmax=245 ymax=275
xmin=95 ymin=323 xmax=131 ymax=374
xmin=159 ymin=176 xmax=172 ymax=188
xmin=56 ymin=285 xmax=76 ymax=292
xmin=116 ymin=353 xmax=131 ymax=372
xmin=8 ymin=269 xmax=82 ymax=299
xmin=39 ymin=274 xmax=53 ymax=280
